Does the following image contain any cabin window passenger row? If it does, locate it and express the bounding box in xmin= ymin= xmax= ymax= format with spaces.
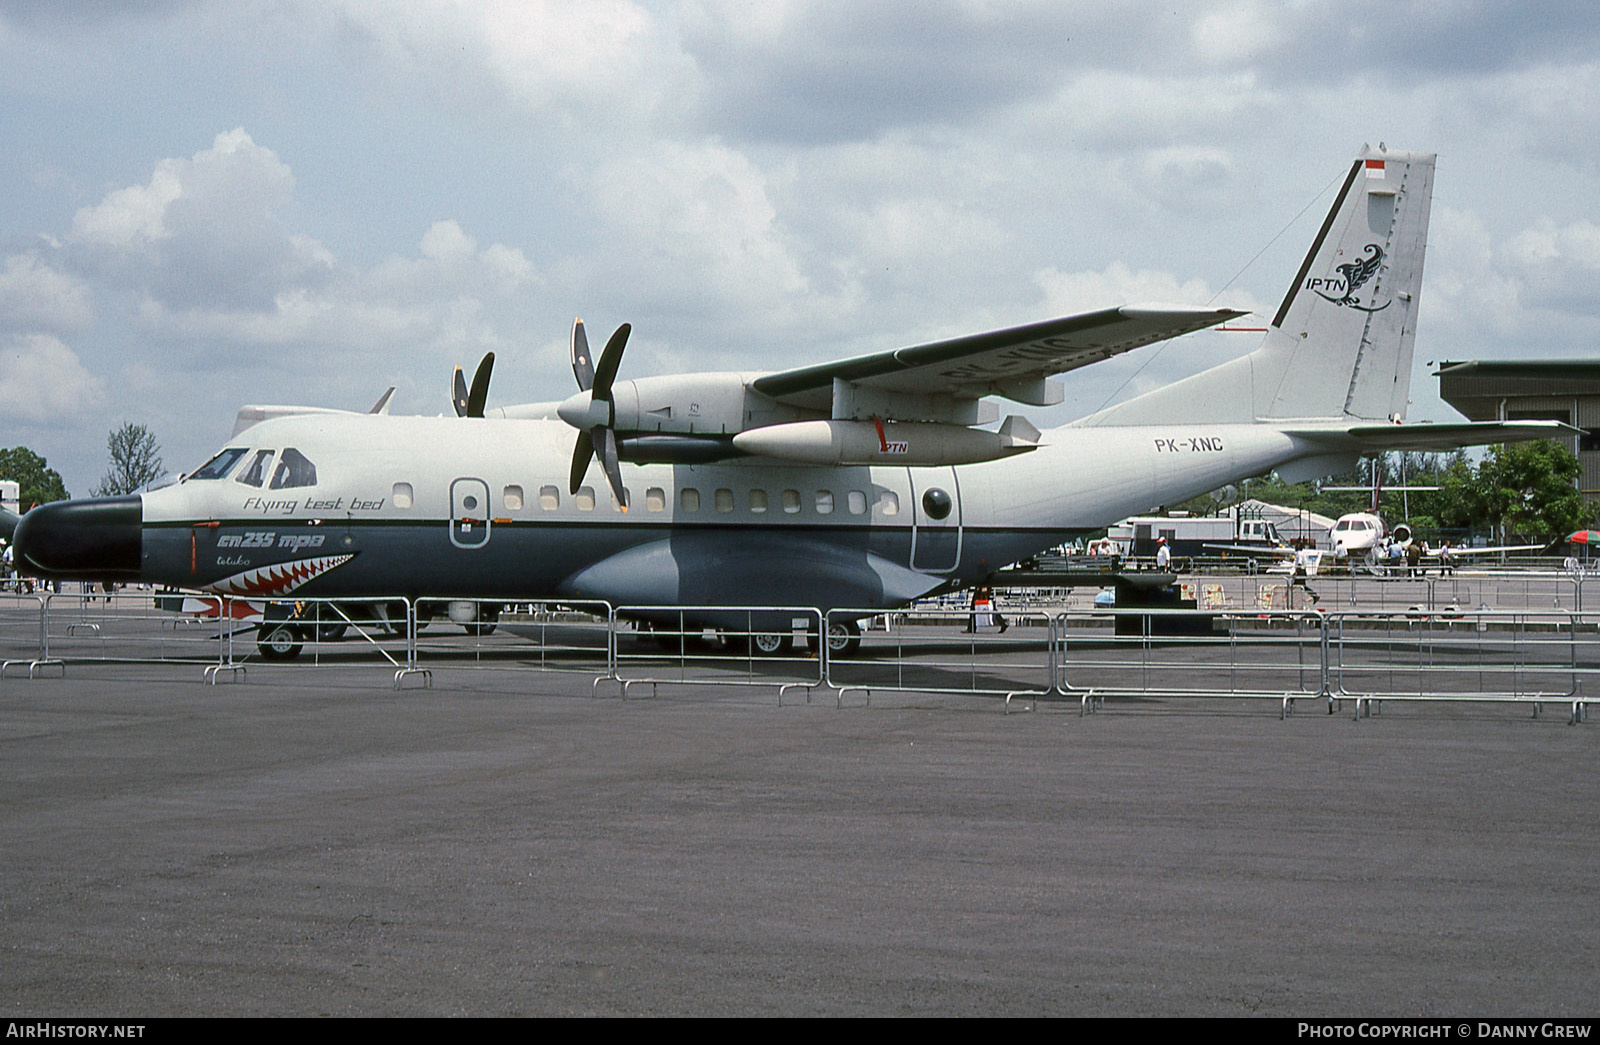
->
xmin=540 ymin=485 xmax=559 ymax=510
xmin=504 ymin=485 xmax=523 ymax=511
xmin=576 ymin=487 xmax=596 ymax=511
xmin=392 ymin=482 xmax=413 ymax=509
xmin=659 ymin=486 xmax=892 ymax=516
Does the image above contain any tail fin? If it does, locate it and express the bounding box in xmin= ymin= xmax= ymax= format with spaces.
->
xmin=1082 ymin=146 xmax=1436 ymax=426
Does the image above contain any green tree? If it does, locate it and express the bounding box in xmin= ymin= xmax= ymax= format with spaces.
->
xmin=1439 ymin=441 xmax=1592 ymax=543
xmin=0 ymin=446 xmax=70 ymax=508
xmin=91 ymin=423 xmax=164 ymax=497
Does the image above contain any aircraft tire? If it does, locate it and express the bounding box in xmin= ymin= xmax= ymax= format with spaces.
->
xmin=807 ymin=619 xmax=861 ymax=657
xmin=463 ymin=606 xmax=501 ymax=636
xmin=313 ymin=622 xmax=347 ymax=642
xmin=749 ymin=631 xmax=794 ymax=657
xmin=257 ymin=624 xmax=304 ymax=661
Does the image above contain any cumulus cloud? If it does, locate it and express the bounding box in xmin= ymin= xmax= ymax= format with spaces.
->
xmin=1034 ymin=261 xmax=1252 ymax=315
xmin=585 ymin=140 xmax=809 ymax=322
xmin=329 ymin=0 xmax=696 ymax=128
xmin=1191 ymin=1 xmax=1285 ymax=65
xmin=680 ymin=0 xmax=1085 ymax=142
xmin=1422 ymin=207 xmax=1600 ymax=364
xmin=70 ymin=129 xmax=334 ymax=313
xmin=63 ymin=132 xmax=542 ymax=372
xmin=0 ymin=253 xmax=93 ymax=332
xmin=0 ymin=333 xmax=106 ymax=424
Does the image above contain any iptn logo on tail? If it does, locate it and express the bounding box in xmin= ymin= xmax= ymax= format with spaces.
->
xmin=1307 ymin=244 xmax=1391 ymax=312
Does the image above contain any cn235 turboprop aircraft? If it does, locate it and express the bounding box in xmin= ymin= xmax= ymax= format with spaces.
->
xmin=11 ymin=147 xmax=1570 ymax=655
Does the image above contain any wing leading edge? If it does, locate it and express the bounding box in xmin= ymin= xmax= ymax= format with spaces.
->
xmin=751 ymin=305 xmax=1245 ymax=410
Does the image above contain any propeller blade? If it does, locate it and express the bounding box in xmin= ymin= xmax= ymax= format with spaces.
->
xmin=467 ymin=352 xmax=495 ymax=418
xmin=571 ymin=318 xmax=594 ymax=392
xmin=591 ymin=323 xmax=630 ymax=401
xmin=598 ymin=426 xmax=628 ymax=510
xmin=451 ymin=366 xmax=469 ymax=418
xmin=569 ymin=429 xmax=594 ymax=495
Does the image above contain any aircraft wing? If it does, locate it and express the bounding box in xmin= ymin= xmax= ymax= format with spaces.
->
xmin=751 ymin=306 xmax=1246 ymax=410
xmin=1202 ymin=543 xmax=1296 ymax=557
xmin=1429 ymin=544 xmax=1543 ymax=557
xmin=1287 ymin=420 xmax=1579 ymax=453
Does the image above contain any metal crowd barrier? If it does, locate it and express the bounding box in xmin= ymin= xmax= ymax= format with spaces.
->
xmin=0 ymin=591 xmax=55 ymax=678
xmin=36 ymin=588 xmax=222 ymax=674
xmin=230 ymin=594 xmax=422 ymax=687
xmin=824 ymin=606 xmax=1052 ymax=710
xmin=608 ymin=605 xmax=824 ymax=702
xmin=0 ymin=587 xmax=1589 ymax=722
xmin=1052 ymin=607 xmax=1325 ymax=717
xmin=1327 ymin=608 xmax=1589 ymax=722
xmin=409 ymin=597 xmax=614 ymax=687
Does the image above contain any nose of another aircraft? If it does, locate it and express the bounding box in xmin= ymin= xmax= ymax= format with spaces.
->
xmin=12 ymin=496 xmax=144 ymax=580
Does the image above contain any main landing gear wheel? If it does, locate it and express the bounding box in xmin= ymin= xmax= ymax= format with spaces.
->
xmin=257 ymin=624 xmax=304 ymax=661
xmin=807 ymin=619 xmax=861 ymax=657
xmin=749 ymin=631 xmax=794 ymax=657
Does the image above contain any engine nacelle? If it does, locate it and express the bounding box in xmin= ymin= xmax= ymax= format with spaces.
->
xmin=608 ymin=373 xmax=814 ymax=436
xmin=730 ymin=419 xmax=1037 ymax=466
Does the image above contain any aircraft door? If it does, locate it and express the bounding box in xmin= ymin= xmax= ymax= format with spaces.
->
xmin=450 ymin=477 xmax=491 ymax=549
xmin=909 ymin=467 xmax=962 ymax=573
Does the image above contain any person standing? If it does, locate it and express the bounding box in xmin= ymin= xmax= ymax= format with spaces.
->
xmin=965 ymin=585 xmax=1008 ymax=633
xmin=1292 ymin=547 xmax=1321 ymax=607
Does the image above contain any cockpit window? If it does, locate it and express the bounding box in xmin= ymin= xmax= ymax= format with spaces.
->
xmin=236 ymin=449 xmax=274 ymax=488
xmin=269 ymin=447 xmax=317 ymax=490
xmin=188 ymin=448 xmax=248 ymax=481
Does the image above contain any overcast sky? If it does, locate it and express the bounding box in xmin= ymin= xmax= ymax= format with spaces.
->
xmin=3 ymin=0 xmax=1599 ymax=495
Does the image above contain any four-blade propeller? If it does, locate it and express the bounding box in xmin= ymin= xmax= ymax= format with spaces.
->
xmin=559 ymin=318 xmax=631 ymax=510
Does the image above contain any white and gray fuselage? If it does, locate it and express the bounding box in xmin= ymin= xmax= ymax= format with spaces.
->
xmin=136 ymin=413 xmax=1303 ymax=610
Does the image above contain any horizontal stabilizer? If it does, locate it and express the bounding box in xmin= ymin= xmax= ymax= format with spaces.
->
xmin=1287 ymin=419 xmax=1578 ymax=453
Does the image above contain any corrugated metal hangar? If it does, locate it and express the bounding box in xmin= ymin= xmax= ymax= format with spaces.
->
xmin=1436 ymin=360 xmax=1600 ymax=496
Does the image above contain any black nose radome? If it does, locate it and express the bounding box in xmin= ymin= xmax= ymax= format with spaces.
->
xmin=12 ymin=496 xmax=143 ymax=580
